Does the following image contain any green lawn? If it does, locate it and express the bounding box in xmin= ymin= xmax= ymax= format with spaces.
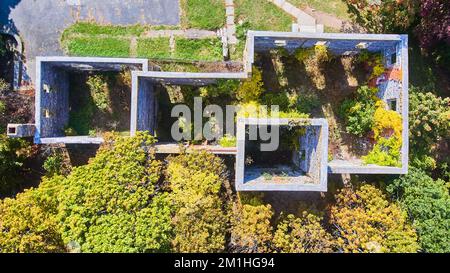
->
xmin=234 ymin=0 xmax=294 ymax=31
xmin=289 ymin=0 xmax=351 ymax=20
xmin=137 ymin=37 xmax=171 ymax=59
xmin=180 ymin=0 xmax=226 ymax=30
xmin=66 ymin=36 xmax=131 ymax=57
xmin=62 ymin=22 xmax=147 ymax=37
xmin=174 ymin=38 xmax=223 ymax=61
xmin=61 ymin=22 xmax=224 ymax=62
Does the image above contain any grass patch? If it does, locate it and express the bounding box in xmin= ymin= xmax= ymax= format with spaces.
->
xmin=62 ymin=22 xmax=224 ymax=61
xmin=66 ymin=36 xmax=131 ymax=57
xmin=180 ymin=0 xmax=225 ymax=30
xmin=234 ymin=0 xmax=294 ymax=31
xmin=289 ymin=0 xmax=350 ymax=20
xmin=63 ymin=22 xmax=146 ymax=38
xmin=174 ymin=38 xmax=223 ymax=61
xmin=137 ymin=37 xmax=171 ymax=59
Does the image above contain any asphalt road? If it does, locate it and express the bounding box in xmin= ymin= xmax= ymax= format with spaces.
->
xmin=0 ymin=0 xmax=180 ymax=82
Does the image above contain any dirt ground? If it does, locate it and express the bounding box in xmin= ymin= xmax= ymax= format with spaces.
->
xmin=255 ymin=51 xmax=374 ymax=161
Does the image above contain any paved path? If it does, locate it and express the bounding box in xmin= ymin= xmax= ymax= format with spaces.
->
xmin=0 ymin=0 xmax=180 ymax=83
xmin=303 ymin=7 xmax=364 ymax=33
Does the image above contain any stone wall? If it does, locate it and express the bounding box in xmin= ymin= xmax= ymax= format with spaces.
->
xmin=136 ymin=79 xmax=157 ymax=134
xmin=297 ymin=125 xmax=321 ymax=183
xmin=39 ymin=63 xmax=70 ymax=138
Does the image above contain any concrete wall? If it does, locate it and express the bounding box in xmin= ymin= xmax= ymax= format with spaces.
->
xmin=35 ymin=57 xmax=148 ymax=144
xmin=39 ymin=63 xmax=70 ymax=138
xmin=297 ymin=125 xmax=321 ymax=182
xmin=137 ymin=79 xmax=158 ymax=134
xmin=235 ymin=118 xmax=328 ymax=192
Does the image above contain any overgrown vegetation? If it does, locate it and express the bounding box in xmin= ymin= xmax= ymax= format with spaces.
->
xmin=387 ymin=168 xmax=450 ymax=253
xmin=166 ymin=151 xmax=230 ymax=252
xmin=339 ymin=85 xmax=378 ymax=137
xmin=330 ymin=184 xmax=420 ymax=253
xmin=66 ymin=71 xmax=131 ymax=136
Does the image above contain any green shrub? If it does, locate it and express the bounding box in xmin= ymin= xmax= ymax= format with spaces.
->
xmin=330 ymin=184 xmax=419 ymax=253
xmin=68 ymin=101 xmax=94 ymax=136
xmin=58 ymin=132 xmax=172 ymax=253
xmin=87 ymin=75 xmax=109 ymax=112
xmin=200 ymin=79 xmax=240 ymax=98
xmin=218 ymin=134 xmax=237 ymax=147
xmin=409 ymin=90 xmax=450 ymax=161
xmin=0 ymin=177 xmax=65 ymax=253
xmin=230 ymin=203 xmax=274 ymax=253
xmin=363 ymin=137 xmax=401 ymax=167
xmin=387 ymin=168 xmax=450 ymax=253
xmin=43 ymin=152 xmax=64 ymax=177
xmin=357 ymin=50 xmax=385 ymax=80
xmin=0 ymin=136 xmax=33 ymax=196
xmin=261 ymin=93 xmax=290 ymax=112
xmin=340 ymin=86 xmax=378 ymax=136
xmin=237 ymin=67 xmax=265 ymax=102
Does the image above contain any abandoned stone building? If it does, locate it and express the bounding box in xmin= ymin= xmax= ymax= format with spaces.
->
xmin=7 ymin=31 xmax=409 ymax=192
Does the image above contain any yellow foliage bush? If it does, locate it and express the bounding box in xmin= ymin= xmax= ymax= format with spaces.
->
xmin=230 ymin=203 xmax=274 ymax=253
xmin=373 ymin=101 xmax=403 ymax=140
xmin=236 ymin=67 xmax=265 ymax=102
xmin=273 ymin=212 xmax=335 ymax=253
xmin=330 ymin=184 xmax=420 ymax=253
xmin=166 ymin=151 xmax=229 ymax=253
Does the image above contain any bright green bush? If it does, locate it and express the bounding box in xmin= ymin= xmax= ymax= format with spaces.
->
xmin=340 ymin=86 xmax=378 ymax=136
xmin=363 ymin=137 xmax=401 ymax=167
xmin=409 ymin=90 xmax=450 ymax=159
xmin=218 ymin=134 xmax=237 ymax=147
xmin=387 ymin=168 xmax=450 ymax=253
xmin=57 ymin=132 xmax=172 ymax=253
xmin=237 ymin=67 xmax=265 ymax=102
xmin=200 ymin=79 xmax=240 ymax=98
xmin=87 ymin=75 xmax=109 ymax=112
xmin=43 ymin=152 xmax=65 ymax=177
xmin=0 ymin=177 xmax=65 ymax=253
